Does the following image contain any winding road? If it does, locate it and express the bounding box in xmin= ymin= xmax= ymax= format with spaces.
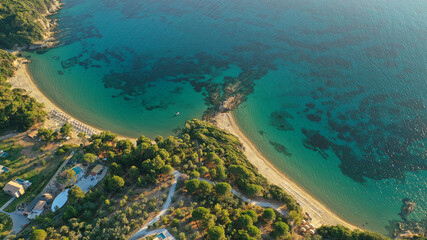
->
xmin=128 ymin=171 xmax=181 ymax=240
xmin=128 ymin=172 xmax=290 ymax=240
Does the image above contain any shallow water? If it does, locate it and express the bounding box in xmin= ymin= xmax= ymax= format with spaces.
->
xmin=27 ymin=0 xmax=426 ymax=234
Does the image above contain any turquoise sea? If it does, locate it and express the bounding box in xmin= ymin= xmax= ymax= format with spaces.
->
xmin=26 ymin=0 xmax=426 ymax=234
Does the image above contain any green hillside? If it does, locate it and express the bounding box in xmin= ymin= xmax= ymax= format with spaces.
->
xmin=0 ymin=0 xmax=59 ymax=49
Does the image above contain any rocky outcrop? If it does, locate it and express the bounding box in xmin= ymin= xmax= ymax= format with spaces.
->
xmin=399 ymin=198 xmax=416 ymax=220
xmin=7 ymin=0 xmax=63 ymax=51
xmin=29 ymin=0 xmax=64 ymax=50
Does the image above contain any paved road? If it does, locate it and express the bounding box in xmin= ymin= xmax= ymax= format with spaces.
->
xmin=201 ymin=178 xmax=288 ymax=216
xmin=0 ymin=210 xmax=29 ymax=235
xmin=8 ymin=212 xmax=29 ymax=234
xmin=128 ymin=172 xmax=290 ymax=240
xmin=128 ymin=171 xmax=181 ymax=240
xmin=0 ymin=197 xmax=16 ymax=211
xmin=0 ymin=133 xmax=19 ymax=142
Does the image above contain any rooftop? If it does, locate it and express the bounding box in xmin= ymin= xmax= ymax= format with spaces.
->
xmin=90 ymin=165 xmax=104 ymax=175
xmin=33 ymin=200 xmax=46 ymax=211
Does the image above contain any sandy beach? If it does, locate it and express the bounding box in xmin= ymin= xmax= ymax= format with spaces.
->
xmin=8 ymin=60 xmax=133 ymax=140
xmin=213 ymin=112 xmax=360 ymax=230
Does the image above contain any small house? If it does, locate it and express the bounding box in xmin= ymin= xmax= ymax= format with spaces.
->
xmin=0 ymin=165 xmax=9 ymax=174
xmin=28 ymin=200 xmax=46 ymax=219
xmin=153 ymin=230 xmax=175 ymax=240
xmin=27 ymin=131 xmax=38 ymax=140
xmin=89 ymin=165 xmax=104 ymax=176
xmin=42 ymin=193 xmax=53 ymax=201
xmin=3 ymin=181 xmax=25 ymax=198
xmin=0 ymin=150 xmax=8 ymax=158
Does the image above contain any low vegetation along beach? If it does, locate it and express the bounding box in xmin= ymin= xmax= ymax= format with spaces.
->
xmin=0 ymin=0 xmax=425 ymax=239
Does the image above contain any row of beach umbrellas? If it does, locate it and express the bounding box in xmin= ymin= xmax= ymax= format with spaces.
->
xmin=49 ymin=110 xmax=98 ymax=136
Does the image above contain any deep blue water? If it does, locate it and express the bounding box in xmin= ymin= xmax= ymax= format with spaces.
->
xmin=27 ymin=0 xmax=426 ymax=234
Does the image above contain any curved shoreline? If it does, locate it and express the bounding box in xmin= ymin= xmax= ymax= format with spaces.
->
xmin=213 ymin=112 xmax=361 ymax=230
xmin=11 ymin=59 xmax=359 ymax=230
xmin=8 ymin=60 xmax=134 ymax=141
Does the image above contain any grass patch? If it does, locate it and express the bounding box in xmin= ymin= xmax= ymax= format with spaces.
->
xmin=0 ymin=192 xmax=12 ymax=207
xmin=0 ymin=212 xmax=12 ymax=237
xmin=0 ymin=141 xmax=23 ymax=165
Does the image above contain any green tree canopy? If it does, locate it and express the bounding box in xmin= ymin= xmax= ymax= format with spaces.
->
xmin=68 ymin=186 xmax=85 ymax=203
xmin=235 ymin=230 xmax=252 ymax=240
xmin=192 ymin=207 xmax=210 ymax=221
xmin=208 ymin=226 xmax=226 ymax=240
xmin=236 ymin=214 xmax=253 ymax=229
xmin=60 ymin=123 xmax=73 ymax=137
xmin=241 ymin=210 xmax=258 ymax=223
xmin=129 ymin=166 xmax=140 ymax=180
xmin=262 ymin=208 xmax=276 ymax=222
xmin=82 ymin=153 xmax=96 ymax=165
xmin=215 ymin=182 xmax=231 ymax=196
xmin=199 ymin=180 xmax=213 ymax=195
xmin=171 ymin=155 xmax=181 ymax=165
xmin=245 ymin=183 xmax=262 ymax=196
xmin=115 ymin=139 xmax=134 ymax=152
xmin=0 ymin=51 xmax=46 ymax=131
xmin=30 ymin=229 xmax=47 ymax=240
xmin=247 ymin=225 xmax=261 ymax=238
xmin=186 ymin=179 xmax=200 ymax=194
xmin=106 ymin=175 xmax=125 ymax=191
xmin=136 ymin=135 xmax=151 ymax=146
xmin=272 ymin=221 xmax=289 ymax=239
xmin=161 ymin=165 xmax=174 ymax=175
xmin=316 ymin=225 xmax=389 ymax=240
xmin=37 ymin=128 xmax=57 ymax=142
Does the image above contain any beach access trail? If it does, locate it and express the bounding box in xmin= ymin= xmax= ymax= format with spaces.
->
xmin=200 ymin=178 xmax=288 ymax=216
xmin=213 ymin=113 xmax=359 ymax=230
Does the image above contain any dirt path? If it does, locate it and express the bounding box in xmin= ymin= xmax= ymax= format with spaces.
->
xmin=201 ymin=178 xmax=288 ymax=216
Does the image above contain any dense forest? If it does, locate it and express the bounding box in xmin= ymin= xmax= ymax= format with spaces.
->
xmin=0 ymin=50 xmax=46 ymax=131
xmin=0 ymin=0 xmax=59 ymax=49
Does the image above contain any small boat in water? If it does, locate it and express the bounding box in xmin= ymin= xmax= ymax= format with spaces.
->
xmin=175 ymin=112 xmax=180 ymax=116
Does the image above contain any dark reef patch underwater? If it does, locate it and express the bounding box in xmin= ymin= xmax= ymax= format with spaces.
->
xmin=26 ymin=0 xmax=426 ymax=234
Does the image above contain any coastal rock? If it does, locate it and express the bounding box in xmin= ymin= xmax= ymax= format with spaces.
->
xmin=399 ymin=198 xmax=416 ymax=220
xmin=10 ymin=0 xmax=63 ymax=51
xmin=392 ymin=217 xmax=427 ymax=239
